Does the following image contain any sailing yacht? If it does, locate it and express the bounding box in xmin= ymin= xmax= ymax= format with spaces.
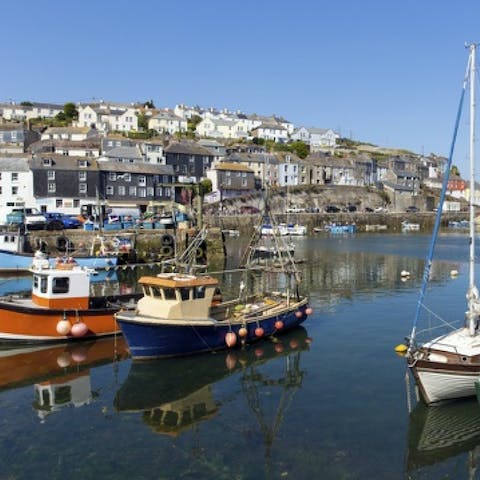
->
xmin=406 ymin=43 xmax=480 ymax=404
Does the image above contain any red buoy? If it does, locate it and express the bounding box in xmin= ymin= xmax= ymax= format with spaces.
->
xmin=274 ymin=320 xmax=284 ymax=330
xmin=71 ymin=322 xmax=88 ymax=337
xmin=305 ymin=307 xmax=313 ymax=315
xmin=295 ymin=311 xmax=303 ymax=318
xmin=255 ymin=327 xmax=264 ymax=337
xmin=225 ymin=331 xmax=237 ymax=347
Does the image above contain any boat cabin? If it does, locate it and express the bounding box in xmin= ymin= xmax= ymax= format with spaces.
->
xmin=137 ymin=273 xmax=219 ymax=320
xmin=31 ymin=261 xmax=91 ymax=309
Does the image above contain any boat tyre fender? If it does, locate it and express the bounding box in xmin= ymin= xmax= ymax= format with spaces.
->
xmin=196 ymin=246 xmax=205 ymax=259
xmin=161 ymin=234 xmax=174 ymax=246
xmin=56 ymin=236 xmax=71 ymax=252
xmin=160 ymin=245 xmax=174 ymax=257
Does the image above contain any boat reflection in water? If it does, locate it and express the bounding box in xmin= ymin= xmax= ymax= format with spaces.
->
xmin=407 ymin=398 xmax=480 ymax=477
xmin=114 ymin=327 xmax=311 ymax=439
xmin=0 ymin=336 xmax=127 ymax=421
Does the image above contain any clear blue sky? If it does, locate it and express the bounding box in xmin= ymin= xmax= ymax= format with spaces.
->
xmin=3 ymin=0 xmax=480 ymax=175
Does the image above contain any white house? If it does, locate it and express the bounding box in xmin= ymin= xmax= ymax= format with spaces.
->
xmin=251 ymin=122 xmax=289 ymax=143
xmin=41 ymin=126 xmax=97 ymax=142
xmin=0 ymin=155 xmax=36 ymax=222
xmin=0 ymin=102 xmax=63 ymax=121
xmin=291 ymin=127 xmax=339 ymax=150
xmin=77 ymin=104 xmax=138 ymax=133
xmin=148 ymin=110 xmax=187 ymax=135
xmin=196 ymin=117 xmax=248 ymax=139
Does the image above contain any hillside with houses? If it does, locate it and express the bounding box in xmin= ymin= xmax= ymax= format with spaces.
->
xmin=0 ymin=99 xmax=468 ymax=221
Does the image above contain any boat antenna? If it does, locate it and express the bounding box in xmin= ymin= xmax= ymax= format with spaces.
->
xmin=407 ymin=45 xmax=471 ymax=351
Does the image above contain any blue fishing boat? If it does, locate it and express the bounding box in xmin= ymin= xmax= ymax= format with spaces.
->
xmin=0 ymin=229 xmax=118 ymax=273
xmin=323 ymin=223 xmax=357 ymax=234
xmin=116 ymin=223 xmax=311 ymax=359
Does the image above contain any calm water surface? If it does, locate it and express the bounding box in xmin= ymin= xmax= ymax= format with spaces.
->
xmin=0 ymin=232 xmax=478 ymax=479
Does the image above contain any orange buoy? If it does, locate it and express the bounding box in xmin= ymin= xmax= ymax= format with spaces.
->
xmin=71 ymin=322 xmax=88 ymax=337
xmin=305 ymin=307 xmax=313 ymax=315
xmin=225 ymin=331 xmax=237 ymax=347
xmin=295 ymin=311 xmax=303 ymax=318
xmin=274 ymin=320 xmax=284 ymax=330
xmin=274 ymin=343 xmax=284 ymax=353
xmin=238 ymin=327 xmax=248 ymax=338
xmin=290 ymin=339 xmax=299 ymax=349
xmin=255 ymin=327 xmax=264 ymax=337
xmin=56 ymin=319 xmax=71 ymax=336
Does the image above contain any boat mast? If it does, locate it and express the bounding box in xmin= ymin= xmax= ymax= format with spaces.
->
xmin=468 ymin=43 xmax=479 ymax=335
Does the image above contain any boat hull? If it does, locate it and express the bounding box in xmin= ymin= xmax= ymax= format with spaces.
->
xmin=0 ymin=249 xmax=117 ymax=273
xmin=410 ymin=359 xmax=480 ymax=404
xmin=117 ymin=300 xmax=309 ymax=359
xmin=0 ymin=301 xmax=121 ymax=344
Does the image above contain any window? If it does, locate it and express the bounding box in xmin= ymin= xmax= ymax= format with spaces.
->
xmin=123 ymin=173 xmax=131 ymax=182
xmin=118 ymin=186 xmax=126 ymax=196
xmin=189 ymin=155 xmax=195 ymax=163
xmin=79 ymin=183 xmax=87 ymax=194
xmin=108 ymin=172 xmax=117 ymax=181
xmin=128 ymin=186 xmax=137 ymax=196
xmin=242 ymin=179 xmax=247 ymax=186
xmin=52 ymin=277 xmax=69 ymax=294
xmin=43 ymin=158 xmax=52 ymax=166
xmin=47 ymin=171 xmax=55 ymax=180
xmin=138 ymin=187 xmax=146 ymax=197
xmin=48 ymin=183 xmax=56 ymax=193
xmin=180 ymin=288 xmax=190 ymax=301
xmin=78 ymin=171 xmax=87 ymax=181
xmin=56 ymin=199 xmax=63 ymax=208
xmin=147 ymin=187 xmax=154 ymax=196
xmin=138 ymin=175 xmax=146 ymax=186
xmin=78 ymin=160 xmax=88 ymax=168
xmin=106 ymin=186 xmax=114 ymax=195
xmin=11 ymin=173 xmax=18 ymax=182
xmin=11 ymin=186 xmax=18 ymax=195
xmin=73 ymin=199 xmax=80 ymax=208
xmin=164 ymin=288 xmax=176 ymax=300
xmin=156 ymin=186 xmax=163 ymax=196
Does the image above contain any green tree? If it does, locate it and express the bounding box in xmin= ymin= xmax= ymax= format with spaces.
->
xmin=137 ymin=113 xmax=148 ymax=131
xmin=187 ymin=114 xmax=202 ymax=134
xmin=63 ymin=102 xmax=78 ymax=120
xmin=143 ymin=99 xmax=155 ymax=109
xmin=20 ymin=101 xmax=33 ymax=106
xmin=451 ymin=165 xmax=461 ymax=177
xmin=288 ymin=141 xmax=309 ymax=159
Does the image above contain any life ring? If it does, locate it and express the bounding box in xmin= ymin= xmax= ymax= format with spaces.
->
xmin=161 ymin=234 xmax=174 ymax=246
xmin=56 ymin=236 xmax=72 ymax=252
xmin=160 ymin=245 xmax=174 ymax=257
xmin=196 ymin=247 xmax=205 ymax=259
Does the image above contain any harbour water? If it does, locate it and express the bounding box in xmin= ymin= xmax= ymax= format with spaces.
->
xmin=0 ymin=232 xmax=477 ymax=479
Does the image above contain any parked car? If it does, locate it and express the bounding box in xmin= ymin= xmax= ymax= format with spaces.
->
xmin=239 ymin=206 xmax=260 ymax=214
xmin=405 ymin=206 xmax=419 ymax=213
xmin=8 ymin=208 xmax=47 ymax=230
xmin=374 ymin=206 xmax=387 ymax=213
xmin=343 ymin=205 xmax=357 ymax=212
xmin=364 ymin=207 xmax=374 ymax=212
xmin=44 ymin=212 xmax=82 ymax=230
xmin=325 ymin=205 xmax=341 ymax=213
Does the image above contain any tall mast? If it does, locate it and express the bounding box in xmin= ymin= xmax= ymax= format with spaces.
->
xmin=468 ymin=43 xmax=478 ymax=335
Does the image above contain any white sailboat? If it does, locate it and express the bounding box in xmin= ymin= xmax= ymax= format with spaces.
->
xmin=406 ymin=43 xmax=480 ymax=405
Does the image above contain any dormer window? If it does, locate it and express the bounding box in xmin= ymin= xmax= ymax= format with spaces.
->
xmin=42 ymin=158 xmax=52 ymax=167
xmin=78 ymin=159 xmax=88 ymax=168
